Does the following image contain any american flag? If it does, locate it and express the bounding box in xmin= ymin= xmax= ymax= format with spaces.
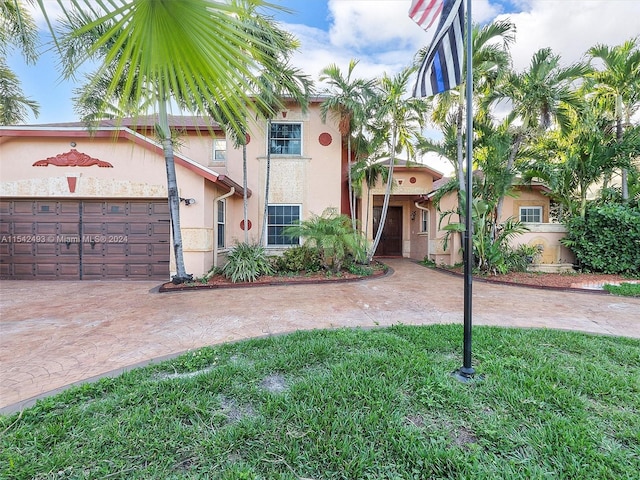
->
xmin=408 ymin=0 xmax=444 ymax=32
xmin=410 ymin=0 xmax=465 ymax=97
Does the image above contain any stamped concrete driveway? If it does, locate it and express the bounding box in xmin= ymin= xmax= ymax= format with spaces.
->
xmin=1 ymin=258 xmax=639 ymax=414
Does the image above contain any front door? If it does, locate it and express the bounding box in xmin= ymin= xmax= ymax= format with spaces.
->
xmin=373 ymin=206 xmax=402 ymax=256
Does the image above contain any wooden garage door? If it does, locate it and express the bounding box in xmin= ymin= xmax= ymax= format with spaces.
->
xmin=0 ymin=199 xmax=170 ymax=280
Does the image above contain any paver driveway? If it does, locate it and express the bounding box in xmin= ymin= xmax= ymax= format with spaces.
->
xmin=1 ymin=258 xmax=639 ymax=414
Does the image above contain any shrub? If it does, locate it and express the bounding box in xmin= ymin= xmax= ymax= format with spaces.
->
xmin=284 ymin=208 xmax=368 ymax=273
xmin=563 ymin=204 xmax=640 ymax=274
xmin=222 ymin=242 xmax=274 ymax=283
xmin=273 ymin=245 xmax=322 ymax=273
xmin=505 ymin=244 xmax=542 ymax=273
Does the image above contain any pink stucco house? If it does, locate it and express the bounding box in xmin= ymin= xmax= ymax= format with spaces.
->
xmin=0 ymin=98 xmax=571 ymax=280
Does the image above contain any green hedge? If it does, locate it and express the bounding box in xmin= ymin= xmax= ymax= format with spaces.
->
xmin=563 ymin=204 xmax=640 ymax=274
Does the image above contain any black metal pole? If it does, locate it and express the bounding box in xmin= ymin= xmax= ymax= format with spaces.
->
xmin=454 ymin=0 xmax=476 ymax=381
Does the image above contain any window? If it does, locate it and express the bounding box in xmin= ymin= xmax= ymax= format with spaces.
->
xmin=217 ymin=200 xmax=225 ymax=248
xmin=421 ymin=210 xmax=428 ymax=233
xmin=213 ymin=139 xmax=226 ymax=162
xmin=520 ymin=206 xmax=542 ymax=223
xmin=267 ymin=205 xmax=300 ymax=246
xmin=269 ymin=122 xmax=301 ymax=155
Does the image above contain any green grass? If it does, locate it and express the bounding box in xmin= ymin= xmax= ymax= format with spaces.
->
xmin=604 ymin=282 xmax=640 ymax=297
xmin=2 ymin=326 xmax=639 ymax=479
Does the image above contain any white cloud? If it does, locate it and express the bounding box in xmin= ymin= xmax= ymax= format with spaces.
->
xmin=500 ymin=0 xmax=640 ymax=71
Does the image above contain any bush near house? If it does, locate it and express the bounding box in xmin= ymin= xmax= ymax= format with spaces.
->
xmin=284 ymin=208 xmax=368 ymax=273
xmin=563 ymin=204 xmax=640 ymax=274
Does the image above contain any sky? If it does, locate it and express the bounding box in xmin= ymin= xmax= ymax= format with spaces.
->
xmin=6 ymin=0 xmax=640 ymax=173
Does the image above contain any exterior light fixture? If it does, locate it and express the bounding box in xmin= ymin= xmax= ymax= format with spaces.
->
xmin=180 ymin=197 xmax=196 ymax=206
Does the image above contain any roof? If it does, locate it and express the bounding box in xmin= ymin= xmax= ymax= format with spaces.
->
xmin=0 ymin=125 xmax=249 ymax=198
xmin=23 ymin=115 xmax=223 ymax=132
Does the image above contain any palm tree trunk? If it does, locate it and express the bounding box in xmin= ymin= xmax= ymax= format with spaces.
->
xmin=455 ymin=101 xmax=466 ymax=251
xmin=242 ymin=142 xmax=249 ymax=243
xmin=368 ymin=128 xmax=397 ymax=262
xmin=493 ymin=132 xmax=522 ymax=240
xmin=158 ymin=99 xmax=190 ymax=283
xmin=347 ymin=136 xmax=356 ymax=230
xmin=617 ymin=97 xmax=628 ymax=200
xmin=261 ymin=118 xmax=272 ymax=246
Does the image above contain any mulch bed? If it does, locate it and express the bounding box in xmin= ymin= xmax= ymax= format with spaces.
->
xmin=159 ymin=262 xmax=389 ymax=292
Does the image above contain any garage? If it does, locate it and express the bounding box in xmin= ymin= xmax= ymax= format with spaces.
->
xmin=0 ymin=199 xmax=170 ymax=280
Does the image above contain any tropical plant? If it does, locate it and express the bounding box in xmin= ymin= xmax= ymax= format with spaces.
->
xmin=421 ymin=20 xmax=515 ymax=218
xmin=52 ymin=0 xmax=290 ymax=283
xmin=486 ymin=47 xmax=591 ymax=224
xmin=207 ymin=0 xmax=301 ymax=243
xmin=368 ymin=66 xmax=428 ymax=262
xmin=441 ymin=195 xmax=529 ymax=274
xmin=284 ymin=208 xmax=367 ymax=273
xmin=319 ymin=59 xmax=376 ymax=229
xmin=255 ymin=61 xmax=314 ymax=247
xmin=0 ymin=0 xmax=40 ymax=124
xmin=222 ymin=242 xmax=274 ymax=283
xmin=588 ymin=38 xmax=640 ymax=199
xmin=522 ymin=101 xmax=630 ymax=218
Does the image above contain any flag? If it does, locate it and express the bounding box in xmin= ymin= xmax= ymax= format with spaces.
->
xmin=409 ymin=0 xmax=444 ymax=32
xmin=410 ymin=0 xmax=465 ymax=98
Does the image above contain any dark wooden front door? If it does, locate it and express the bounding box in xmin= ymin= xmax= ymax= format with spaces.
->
xmin=373 ymin=206 xmax=402 ymax=256
xmin=0 ymin=199 xmax=170 ymax=280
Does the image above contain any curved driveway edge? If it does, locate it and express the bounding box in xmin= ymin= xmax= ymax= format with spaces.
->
xmin=1 ymin=258 xmax=638 ymax=414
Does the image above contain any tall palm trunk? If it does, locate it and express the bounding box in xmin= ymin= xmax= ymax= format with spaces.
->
xmin=368 ymin=128 xmax=397 ymax=262
xmin=455 ymin=96 xmax=466 ymax=250
xmin=158 ymin=98 xmax=190 ymax=282
xmin=616 ymin=94 xmax=629 ymax=201
xmin=242 ymin=141 xmax=249 ymax=243
xmin=492 ymin=132 xmax=523 ymax=240
xmin=261 ymin=118 xmax=273 ymax=246
xmin=347 ymin=135 xmax=356 ymax=229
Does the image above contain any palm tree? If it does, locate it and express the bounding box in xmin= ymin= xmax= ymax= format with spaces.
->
xmin=350 ymin=131 xmax=388 ymax=241
xmin=207 ymin=0 xmax=299 ymax=244
xmin=319 ymin=60 xmax=376 ymax=229
xmin=254 ymin=62 xmax=314 ymax=247
xmin=0 ymin=61 xmax=39 ymax=124
xmin=418 ymin=20 xmax=515 ymax=227
xmin=588 ymin=38 xmax=640 ymax=200
xmin=486 ymin=47 xmax=591 ymax=226
xmin=0 ymin=0 xmax=40 ymax=124
xmin=52 ymin=0 xmax=291 ymax=283
xmin=367 ymin=66 xmax=428 ymax=262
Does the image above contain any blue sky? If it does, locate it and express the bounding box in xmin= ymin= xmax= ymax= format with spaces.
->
xmin=8 ymin=0 xmax=640 ymax=126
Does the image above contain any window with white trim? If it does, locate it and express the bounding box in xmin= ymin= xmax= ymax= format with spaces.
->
xmin=519 ymin=206 xmax=542 ymax=223
xmin=217 ymin=200 xmax=225 ymax=248
xmin=213 ymin=139 xmax=226 ymax=163
xmin=267 ymin=204 xmax=300 ymax=246
xmin=269 ymin=122 xmax=302 ymax=155
xmin=421 ymin=210 xmax=428 ymax=233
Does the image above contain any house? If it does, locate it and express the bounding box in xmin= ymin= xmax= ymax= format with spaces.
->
xmin=410 ymin=177 xmax=576 ymax=269
xmin=0 ymin=98 xmax=344 ymax=280
xmin=0 ymin=97 xmax=575 ymax=281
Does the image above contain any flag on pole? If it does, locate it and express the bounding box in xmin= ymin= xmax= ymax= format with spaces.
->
xmin=410 ymin=0 xmax=465 ymax=97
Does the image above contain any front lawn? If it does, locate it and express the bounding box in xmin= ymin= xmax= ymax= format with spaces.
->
xmin=2 ymin=326 xmax=639 ymax=479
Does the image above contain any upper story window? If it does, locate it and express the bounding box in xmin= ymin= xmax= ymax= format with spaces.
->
xmin=213 ymin=139 xmax=226 ymax=163
xmin=519 ymin=206 xmax=542 ymax=223
xmin=269 ymin=122 xmax=301 ymax=155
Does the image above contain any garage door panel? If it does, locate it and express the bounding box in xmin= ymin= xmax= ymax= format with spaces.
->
xmin=1 ymin=199 xmax=170 ymax=280
xmin=54 ymin=263 xmax=80 ymax=277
